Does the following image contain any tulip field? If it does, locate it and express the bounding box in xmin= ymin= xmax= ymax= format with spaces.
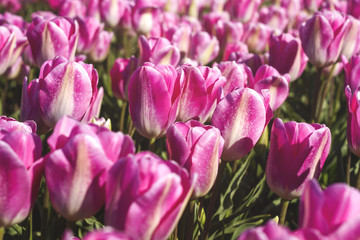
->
xmin=2 ymin=0 xmax=360 ymax=239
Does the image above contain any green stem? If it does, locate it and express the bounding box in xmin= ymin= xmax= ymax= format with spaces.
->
xmin=356 ymin=159 xmax=360 ymax=189
xmin=41 ymin=187 xmax=50 ymax=240
xmin=0 ymin=227 xmax=4 ymax=240
xmin=119 ymin=101 xmax=127 ymax=132
xmin=149 ymin=138 xmax=156 ymax=152
xmin=200 ymin=161 xmax=227 ymax=240
xmin=186 ymin=201 xmax=195 ymax=240
xmin=29 ymin=210 xmax=33 ymax=240
xmin=347 ymin=149 xmax=352 ymax=185
xmin=279 ymin=199 xmax=290 ymax=225
xmin=314 ymin=64 xmax=336 ymax=122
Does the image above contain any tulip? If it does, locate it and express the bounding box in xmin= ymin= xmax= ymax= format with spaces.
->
xmin=268 ymin=33 xmax=308 ymax=82
xmin=177 ymin=64 xmax=226 ymax=123
xmin=345 ymin=86 xmax=360 ymax=157
xmin=27 ymin=16 xmax=79 ymax=67
xmin=0 ymin=24 xmax=27 ymax=75
xmin=82 ymin=228 xmax=131 ymax=240
xmin=299 ymin=180 xmax=360 ymax=236
xmin=224 ymin=0 xmax=261 ymax=23
xmin=299 ymin=10 xmax=351 ymax=68
xmin=212 ymin=87 xmax=272 ymax=161
xmin=21 ymin=56 xmax=103 ymax=131
xmin=242 ymin=22 xmax=273 ymax=54
xmin=105 ymin=151 xmax=193 ymax=240
xmin=100 ymin=0 xmax=133 ymax=28
xmin=215 ymin=61 xmax=252 ymax=97
xmin=188 ymin=31 xmax=220 ymax=65
xmin=341 ymin=16 xmax=360 ymax=60
xmin=58 ymin=0 xmax=86 ymax=18
xmin=45 ymin=116 xmax=135 ymax=221
xmin=76 ymin=16 xmax=113 ymax=62
xmin=303 ymin=0 xmax=323 ymax=12
xmin=237 ymin=221 xmax=299 ymax=240
xmin=0 ymin=118 xmax=43 ymax=227
xmin=266 ymin=118 xmax=331 ymax=200
xmin=250 ymin=65 xmax=290 ymax=111
xmin=348 ymin=0 xmax=360 ymax=19
xmin=166 ymin=120 xmax=224 ymax=198
xmin=128 ymin=63 xmax=182 ymax=139
xmin=132 ymin=2 xmax=163 ymax=36
xmin=138 ymin=35 xmax=180 ymax=66
xmin=343 ymin=55 xmax=360 ymax=93
xmin=259 ymin=5 xmax=289 ymax=33
xmin=110 ymin=56 xmax=138 ymax=101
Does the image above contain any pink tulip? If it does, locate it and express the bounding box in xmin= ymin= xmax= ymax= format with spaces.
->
xmin=128 ymin=63 xmax=182 ymax=139
xmin=0 ymin=24 xmax=27 ymax=75
xmin=0 ymin=118 xmax=43 ymax=227
xmin=224 ymin=0 xmax=261 ymax=23
xmin=269 ymin=33 xmax=308 ymax=82
xmin=250 ymin=65 xmax=290 ymax=111
xmin=45 ymin=116 xmax=135 ymax=221
xmin=237 ymin=221 xmax=300 ymax=240
xmin=21 ymin=56 xmax=102 ymax=131
xmin=110 ymin=56 xmax=138 ymax=101
xmin=132 ymin=2 xmax=163 ymax=36
xmin=99 ymin=0 xmax=133 ymax=28
xmin=166 ymin=120 xmax=224 ymax=198
xmin=105 ymin=151 xmax=193 ymax=240
xmin=343 ymin=55 xmax=360 ymax=93
xmin=82 ymin=228 xmax=131 ymax=240
xmin=58 ymin=0 xmax=86 ymax=18
xmin=266 ymin=118 xmax=331 ymax=200
xmin=303 ymin=0 xmax=323 ymax=12
xmin=27 ymin=16 xmax=79 ymax=67
xmin=242 ymin=22 xmax=273 ymax=54
xmin=215 ymin=61 xmax=252 ymax=97
xmin=299 ymin=180 xmax=360 ymax=236
xmin=348 ymin=0 xmax=360 ymax=19
xmin=138 ymin=35 xmax=180 ymax=66
xmin=212 ymin=87 xmax=272 ymax=161
xmin=342 ymin=16 xmax=360 ymax=59
xmin=177 ymin=64 xmax=226 ymax=123
xmin=259 ymin=5 xmax=289 ymax=33
xmin=345 ymin=86 xmax=360 ymax=157
xmin=299 ymin=10 xmax=351 ymax=68
xmin=188 ymin=31 xmax=220 ymax=65
xmin=76 ymin=16 xmax=113 ymax=62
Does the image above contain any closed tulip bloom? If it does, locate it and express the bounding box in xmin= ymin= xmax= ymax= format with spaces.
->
xmin=27 ymin=16 xmax=79 ymax=67
xmin=188 ymin=31 xmax=220 ymax=65
xmin=128 ymin=63 xmax=182 ymax=139
xmin=138 ymin=35 xmax=180 ymax=66
xmin=212 ymin=87 xmax=272 ymax=161
xmin=343 ymin=55 xmax=360 ymax=94
xmin=251 ymin=65 xmax=290 ymax=111
xmin=269 ymin=33 xmax=308 ymax=82
xmin=166 ymin=120 xmax=224 ymax=198
xmin=299 ymin=180 xmax=360 ymax=236
xmin=21 ymin=56 xmax=102 ymax=130
xmin=242 ymin=22 xmax=273 ymax=54
xmin=341 ymin=16 xmax=360 ymax=59
xmin=105 ymin=151 xmax=193 ymax=240
xmin=0 ymin=119 xmax=43 ymax=227
xmin=224 ymin=0 xmax=261 ymax=23
xmin=100 ymin=0 xmax=133 ymax=28
xmin=299 ymin=10 xmax=351 ymax=68
xmin=259 ymin=5 xmax=289 ymax=33
xmin=177 ymin=64 xmax=226 ymax=123
xmin=45 ymin=117 xmax=135 ymax=221
xmin=266 ymin=118 xmax=331 ymax=200
xmin=0 ymin=24 xmax=27 ymax=75
xmin=345 ymin=86 xmax=360 ymax=157
xmin=110 ymin=56 xmax=138 ymax=101
xmin=58 ymin=0 xmax=86 ymax=18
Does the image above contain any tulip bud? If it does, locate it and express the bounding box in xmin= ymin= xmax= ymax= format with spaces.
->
xmin=237 ymin=221 xmax=297 ymax=240
xmin=188 ymin=31 xmax=220 ymax=65
xmin=110 ymin=56 xmax=138 ymax=101
xmin=128 ymin=63 xmax=182 ymax=139
xmin=299 ymin=180 xmax=360 ymax=236
xmin=266 ymin=118 xmax=331 ymax=200
xmin=224 ymin=0 xmax=261 ymax=23
xmin=269 ymin=33 xmax=308 ymax=82
xmin=27 ymin=16 xmax=79 ymax=67
xmin=105 ymin=151 xmax=193 ymax=240
xmin=299 ymin=10 xmax=351 ymax=68
xmin=343 ymin=55 xmax=360 ymax=93
xmin=212 ymin=87 xmax=273 ymax=161
xmin=166 ymin=120 xmax=224 ymax=198
xmin=45 ymin=117 xmax=135 ymax=221
xmin=0 ymin=24 xmax=27 ymax=75
xmin=177 ymin=64 xmax=226 ymax=123
xmin=138 ymin=35 xmax=180 ymax=66
xmin=100 ymin=0 xmax=133 ymax=27
xmin=0 ymin=118 xmax=43 ymax=227
xmin=250 ymin=65 xmax=290 ymax=111
xmin=345 ymin=86 xmax=360 ymax=157
xmin=58 ymin=0 xmax=86 ymax=18
xmin=242 ymin=22 xmax=273 ymax=54
xmin=259 ymin=5 xmax=289 ymax=33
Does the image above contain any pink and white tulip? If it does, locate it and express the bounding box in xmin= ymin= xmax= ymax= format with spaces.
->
xmin=105 ymin=151 xmax=193 ymax=240
xmin=266 ymin=118 xmax=331 ymax=200
xmin=212 ymin=87 xmax=272 ymax=161
xmin=166 ymin=120 xmax=224 ymax=198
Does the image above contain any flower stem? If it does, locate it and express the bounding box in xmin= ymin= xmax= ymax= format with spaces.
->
xmin=347 ymin=149 xmax=352 ymax=185
xmin=149 ymin=138 xmax=156 ymax=152
xmin=279 ymin=199 xmax=290 ymax=225
xmin=356 ymin=160 xmax=360 ymax=189
xmin=119 ymin=101 xmax=127 ymax=132
xmin=201 ymin=160 xmax=226 ymax=240
xmin=186 ymin=200 xmax=195 ymax=240
xmin=0 ymin=227 xmax=4 ymax=240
